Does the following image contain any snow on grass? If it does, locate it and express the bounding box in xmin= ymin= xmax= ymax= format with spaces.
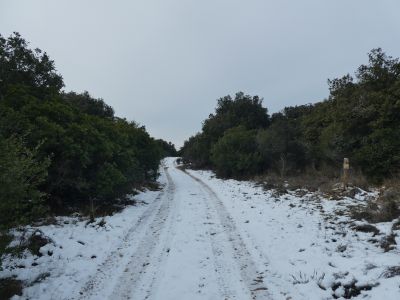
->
xmin=187 ymin=169 xmax=400 ymax=299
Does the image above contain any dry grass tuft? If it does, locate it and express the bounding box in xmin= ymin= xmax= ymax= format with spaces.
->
xmin=351 ymin=177 xmax=400 ymax=223
xmin=351 ymin=224 xmax=380 ymax=236
xmin=380 ymin=266 xmax=400 ymax=278
xmin=0 ymin=277 xmax=23 ymax=299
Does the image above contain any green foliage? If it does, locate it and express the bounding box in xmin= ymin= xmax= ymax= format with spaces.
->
xmin=0 ymin=87 xmax=162 ymax=209
xmin=182 ymin=92 xmax=269 ymax=168
xmin=183 ymin=49 xmax=400 ymax=183
xmin=203 ymin=92 xmax=269 ymax=136
xmin=257 ymin=111 xmax=306 ymax=177
xmin=203 ymin=92 xmax=269 ymax=143
xmin=0 ymin=136 xmax=49 ymax=229
xmin=308 ymin=48 xmax=400 ymax=181
xmin=155 ymin=139 xmax=178 ymax=157
xmin=0 ymin=33 xmax=163 ymax=227
xmin=0 ymin=32 xmax=64 ymax=98
xmin=62 ymin=91 xmax=114 ymax=118
xmin=211 ymin=127 xmax=262 ymax=178
xmin=181 ymin=133 xmax=211 ymax=167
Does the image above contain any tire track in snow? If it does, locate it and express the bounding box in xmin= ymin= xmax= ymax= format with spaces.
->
xmin=76 ymin=164 xmax=175 ymax=300
xmin=108 ymin=165 xmax=176 ymax=299
xmin=139 ymin=167 xmax=180 ymax=300
xmin=169 ymin=160 xmax=236 ymax=299
xmin=201 ymin=188 xmax=244 ymax=299
xmin=180 ymin=168 xmax=271 ymax=300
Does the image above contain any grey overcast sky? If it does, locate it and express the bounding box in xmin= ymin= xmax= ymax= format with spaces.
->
xmin=1 ymin=0 xmax=400 ymax=147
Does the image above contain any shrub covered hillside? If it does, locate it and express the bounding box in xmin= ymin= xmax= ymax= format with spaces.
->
xmin=181 ymin=49 xmax=400 ymax=182
xmin=0 ymin=33 xmax=176 ymax=229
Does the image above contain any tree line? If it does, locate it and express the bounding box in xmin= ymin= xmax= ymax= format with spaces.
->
xmin=181 ymin=48 xmax=400 ymax=183
xmin=0 ymin=33 xmax=176 ymax=229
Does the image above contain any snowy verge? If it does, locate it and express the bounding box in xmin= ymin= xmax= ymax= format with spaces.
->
xmin=2 ymin=159 xmax=400 ymax=300
xmin=186 ymin=168 xmax=400 ymax=299
xmin=0 ymin=171 xmax=167 ymax=300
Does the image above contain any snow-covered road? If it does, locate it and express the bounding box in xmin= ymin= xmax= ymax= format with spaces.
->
xmin=3 ymin=157 xmax=400 ymax=299
xmin=79 ymin=158 xmax=270 ymax=300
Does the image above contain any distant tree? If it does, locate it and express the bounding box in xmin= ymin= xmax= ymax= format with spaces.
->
xmin=322 ymin=48 xmax=400 ymax=181
xmin=183 ymin=49 xmax=400 ymax=183
xmin=182 ymin=92 xmax=269 ymax=167
xmin=181 ymin=133 xmax=211 ymax=167
xmin=62 ymin=91 xmax=114 ymax=118
xmin=203 ymin=92 xmax=269 ymax=138
xmin=257 ymin=110 xmax=306 ymax=177
xmin=357 ymin=48 xmax=400 ymax=90
xmin=0 ymin=32 xmax=64 ymax=99
xmin=155 ymin=139 xmax=178 ymax=157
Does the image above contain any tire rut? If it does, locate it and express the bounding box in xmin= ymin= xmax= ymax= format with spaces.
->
xmin=202 ymin=188 xmax=243 ymax=299
xmin=180 ymin=168 xmax=271 ymax=300
xmin=76 ymin=165 xmax=174 ymax=300
xmin=141 ymin=167 xmax=180 ymax=300
xmin=109 ymin=166 xmax=176 ymax=299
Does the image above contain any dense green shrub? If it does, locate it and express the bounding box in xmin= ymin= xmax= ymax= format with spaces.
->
xmin=155 ymin=139 xmax=178 ymax=157
xmin=0 ymin=136 xmax=49 ymax=229
xmin=0 ymin=32 xmax=168 ymax=228
xmin=181 ymin=133 xmax=211 ymax=167
xmin=211 ymin=127 xmax=262 ymax=178
xmin=257 ymin=109 xmax=308 ymax=177
xmin=182 ymin=92 xmax=269 ymax=168
xmin=182 ymin=49 xmax=400 ymax=183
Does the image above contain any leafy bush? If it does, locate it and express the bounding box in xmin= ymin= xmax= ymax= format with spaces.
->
xmin=182 ymin=49 xmax=400 ymax=184
xmin=182 ymin=92 xmax=270 ymax=168
xmin=211 ymin=126 xmax=262 ymax=178
xmin=0 ymin=136 xmax=49 ymax=229
xmin=0 ymin=32 xmax=166 ymax=227
xmin=155 ymin=139 xmax=178 ymax=157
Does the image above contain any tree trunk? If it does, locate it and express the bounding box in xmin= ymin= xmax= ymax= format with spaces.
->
xmin=280 ymin=154 xmax=286 ymax=178
xmin=89 ymin=198 xmax=95 ymax=222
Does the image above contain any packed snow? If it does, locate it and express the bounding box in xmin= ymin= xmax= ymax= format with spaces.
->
xmin=1 ymin=158 xmax=399 ymax=299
